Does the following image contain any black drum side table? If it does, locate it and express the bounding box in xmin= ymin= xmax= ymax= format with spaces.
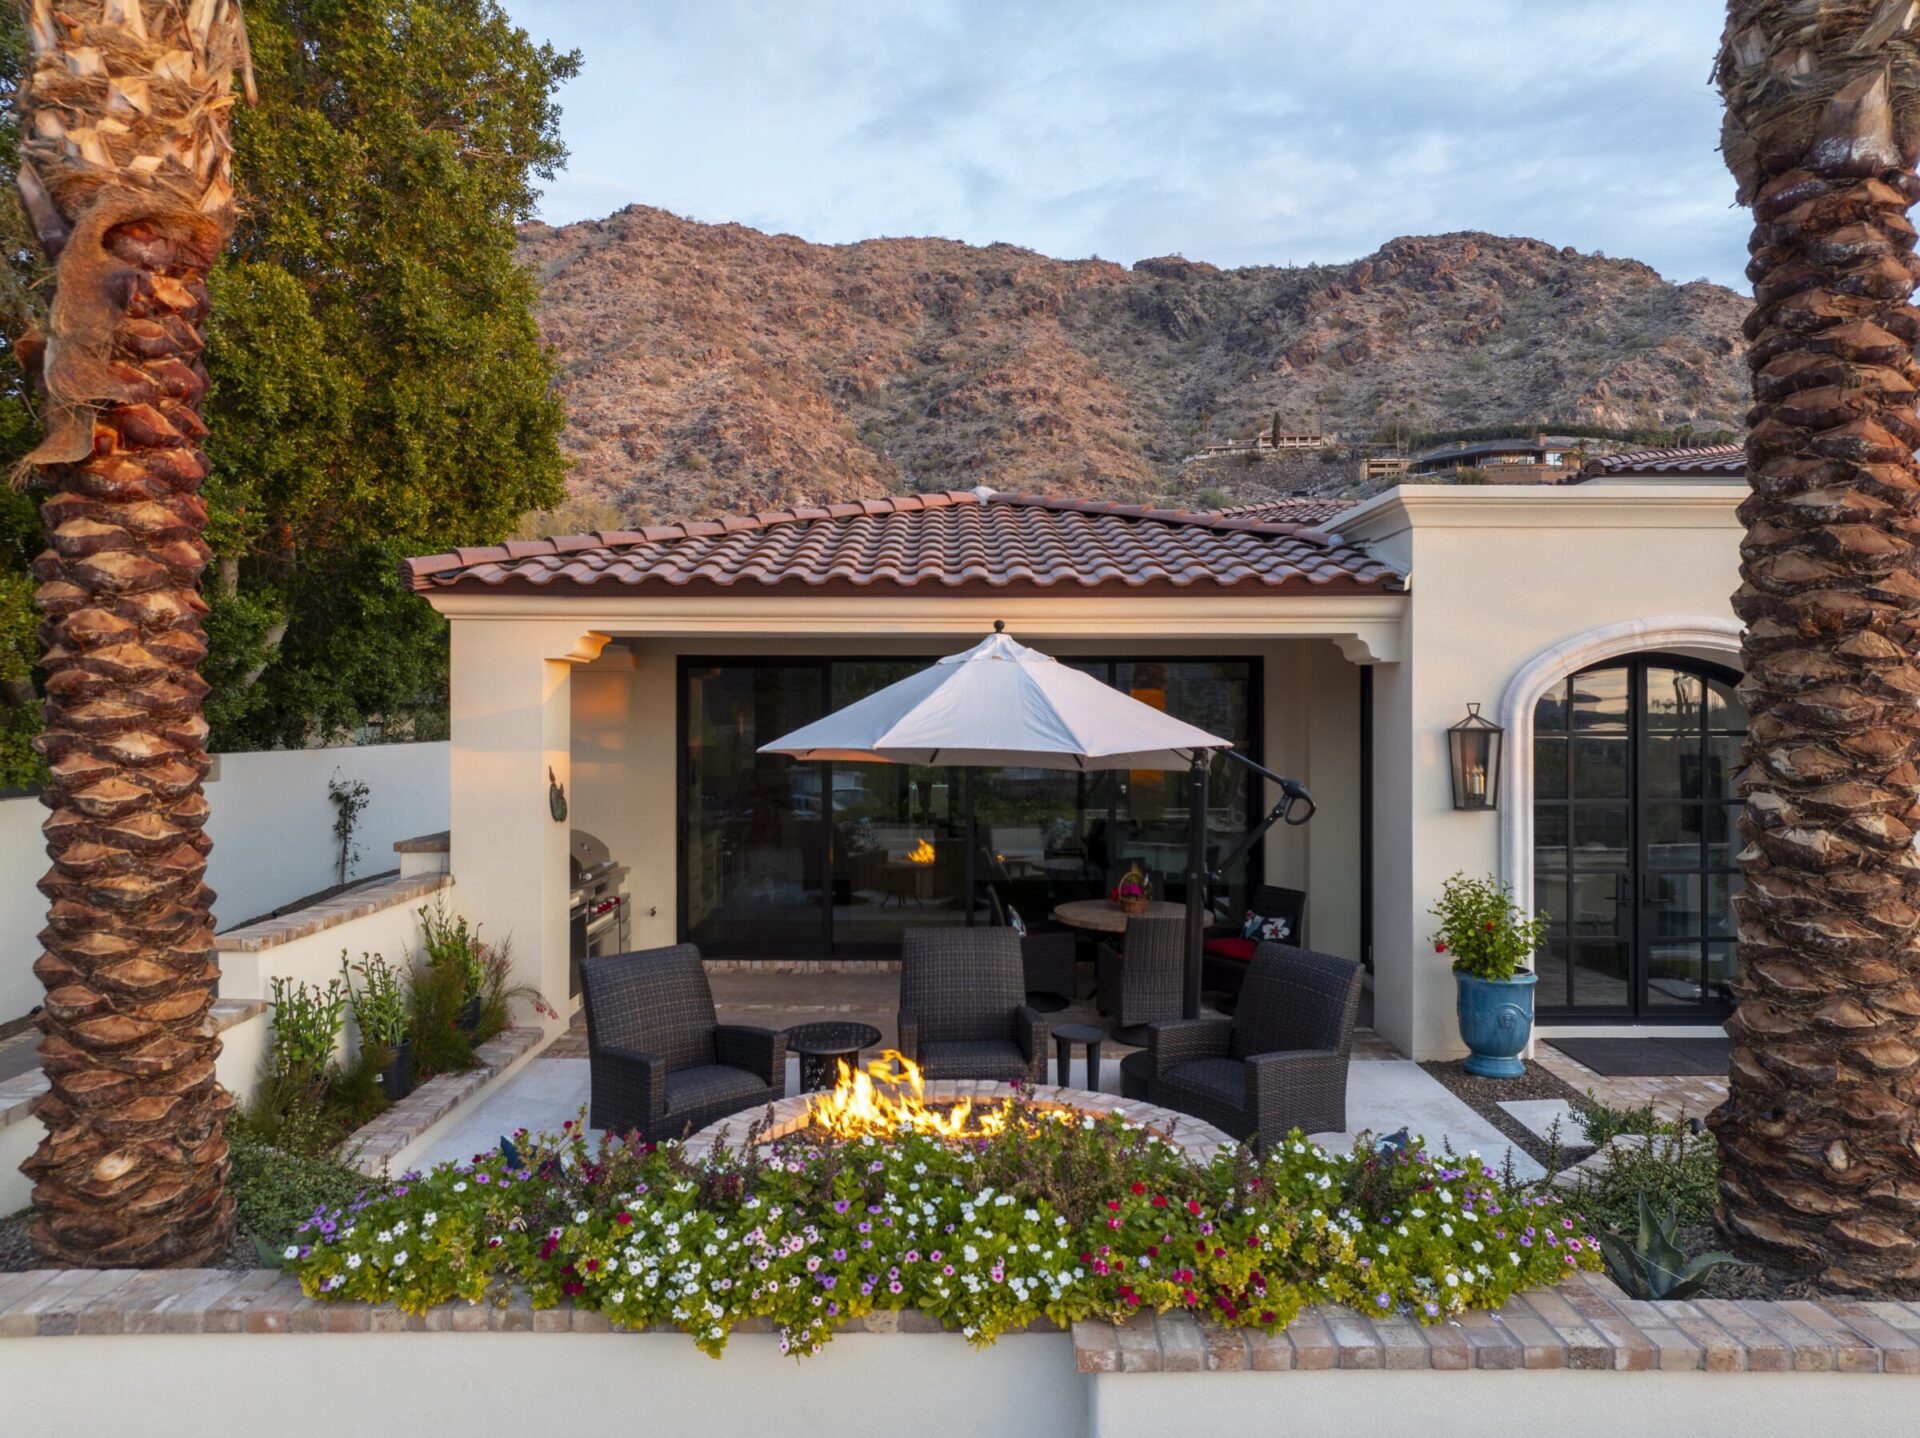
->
xmin=784 ymin=1021 xmax=883 ymax=1092
xmin=1050 ymin=1022 xmax=1106 ymax=1090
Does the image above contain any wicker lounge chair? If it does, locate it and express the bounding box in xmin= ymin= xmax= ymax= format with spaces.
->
xmin=1202 ymin=884 xmax=1307 ymax=1005
xmin=580 ymin=944 xmax=786 ymax=1142
xmin=1095 ymin=912 xmax=1185 ymax=1046
xmin=1146 ymin=942 xmax=1362 ymax=1146
xmin=897 ymin=928 xmax=1048 ymax=1082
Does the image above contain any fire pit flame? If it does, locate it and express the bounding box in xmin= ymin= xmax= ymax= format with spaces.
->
xmin=805 ymin=1049 xmax=1011 ymax=1141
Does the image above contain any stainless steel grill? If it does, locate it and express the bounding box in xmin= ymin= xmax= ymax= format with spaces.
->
xmin=568 ymin=828 xmax=630 ymax=997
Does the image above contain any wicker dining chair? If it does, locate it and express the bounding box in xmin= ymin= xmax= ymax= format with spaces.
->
xmin=1202 ymin=884 xmax=1307 ymax=1005
xmin=579 ymin=944 xmax=786 ymax=1142
xmin=897 ymin=927 xmax=1048 ymax=1082
xmin=1145 ymin=942 xmax=1362 ymax=1147
xmin=985 ymin=884 xmax=1079 ymax=1008
xmin=1095 ymin=912 xmax=1186 ymax=1046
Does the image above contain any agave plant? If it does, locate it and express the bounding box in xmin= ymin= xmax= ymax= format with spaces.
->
xmin=1596 ymin=1189 xmax=1738 ymax=1301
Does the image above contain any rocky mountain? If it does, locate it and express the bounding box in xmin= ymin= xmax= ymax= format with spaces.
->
xmin=518 ymin=206 xmax=1749 ymax=523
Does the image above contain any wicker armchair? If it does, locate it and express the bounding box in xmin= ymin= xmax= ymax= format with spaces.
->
xmin=985 ymin=885 xmax=1079 ymax=1007
xmin=1146 ymin=942 xmax=1361 ymax=1147
xmin=1096 ymin=912 xmax=1186 ymax=1045
xmin=580 ymin=944 xmax=786 ymax=1142
xmin=897 ymin=928 xmax=1048 ymax=1082
xmin=1202 ymin=884 xmax=1307 ymax=1004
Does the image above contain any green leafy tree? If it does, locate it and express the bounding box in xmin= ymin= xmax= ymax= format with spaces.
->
xmin=0 ymin=2 xmax=578 ymax=772
xmin=204 ymin=1 xmax=577 ymax=747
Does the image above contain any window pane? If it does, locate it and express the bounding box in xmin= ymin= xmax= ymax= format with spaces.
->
xmin=1707 ymin=872 xmax=1740 ymax=938
xmin=1706 ymin=804 xmax=1740 ymax=870
xmin=1573 ymin=737 xmax=1629 ymax=799
xmin=1647 ymin=940 xmax=1704 ymax=1006
xmin=1534 ymin=735 xmax=1568 ymax=800
xmin=1571 ymin=941 xmax=1630 ymax=1008
xmin=1707 ymin=941 xmax=1738 ymax=1004
xmin=684 ymin=663 xmax=827 ymax=952
xmin=1570 ymin=873 xmax=1624 ymax=937
xmin=1648 ymin=803 xmax=1703 ymax=869
xmin=1571 ymin=805 xmax=1628 ymax=865
xmin=1645 ymin=669 xmax=1704 ymax=731
xmin=1707 ymin=676 xmax=1747 ymax=732
xmin=1646 ymin=729 xmax=1702 ymax=800
xmin=1650 ymin=872 xmax=1704 ymax=937
xmin=1706 ymin=733 xmax=1745 ymax=796
xmin=1536 ymin=935 xmax=1572 ymax=1009
xmin=1569 ymin=666 xmax=1629 ymax=732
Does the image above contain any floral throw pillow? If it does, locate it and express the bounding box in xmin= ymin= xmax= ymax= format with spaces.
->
xmin=1240 ymin=910 xmax=1291 ymax=943
xmin=1005 ymin=904 xmax=1029 ymax=938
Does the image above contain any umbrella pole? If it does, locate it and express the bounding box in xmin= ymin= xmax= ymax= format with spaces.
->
xmin=1183 ymin=750 xmax=1209 ymax=1020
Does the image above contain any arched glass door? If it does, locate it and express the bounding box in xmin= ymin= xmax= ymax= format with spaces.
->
xmin=1531 ymin=655 xmax=1745 ymax=1019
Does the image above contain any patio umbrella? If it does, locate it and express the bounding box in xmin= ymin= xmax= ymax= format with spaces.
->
xmin=761 ymin=624 xmax=1317 ymax=1022
xmin=760 ymin=624 xmax=1232 ymax=771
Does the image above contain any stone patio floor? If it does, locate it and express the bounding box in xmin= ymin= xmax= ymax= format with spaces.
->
xmin=1532 ymin=1041 xmax=1728 ymax=1124
xmin=416 ymin=969 xmax=1541 ymax=1178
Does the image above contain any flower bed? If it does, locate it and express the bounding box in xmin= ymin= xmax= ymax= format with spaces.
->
xmin=286 ymin=1100 xmax=1602 ymax=1358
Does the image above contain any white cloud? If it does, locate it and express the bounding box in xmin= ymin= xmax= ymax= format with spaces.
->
xmin=504 ymin=0 xmax=1744 ymax=286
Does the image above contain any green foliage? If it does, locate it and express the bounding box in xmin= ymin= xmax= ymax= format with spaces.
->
xmin=268 ymin=975 xmax=349 ymax=1079
xmin=288 ymin=1116 xmax=1602 ymax=1354
xmin=406 ymin=941 xmax=478 ymax=1078
xmin=419 ymin=899 xmax=487 ymax=995
xmin=229 ymin=1129 xmax=371 ymax=1250
xmin=1594 ymin=1190 xmax=1735 ymax=1300
xmin=1572 ymin=1095 xmax=1681 ymax=1145
xmin=328 ymin=770 xmax=372 ymax=884
xmin=1569 ymin=1125 xmax=1719 ymax=1233
xmin=1429 ymin=873 xmax=1547 ymax=981
xmin=343 ymin=950 xmax=409 ymax=1048
xmin=0 ymin=2 xmax=580 ymax=773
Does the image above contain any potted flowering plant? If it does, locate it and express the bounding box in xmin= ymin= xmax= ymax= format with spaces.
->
xmin=1430 ymin=873 xmax=1547 ymax=1078
xmin=344 ymin=950 xmax=413 ymax=1100
xmin=1108 ymin=863 xmax=1152 ymax=915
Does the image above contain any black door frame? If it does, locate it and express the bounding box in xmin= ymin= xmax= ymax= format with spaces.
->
xmin=1534 ymin=650 xmax=1743 ymax=1023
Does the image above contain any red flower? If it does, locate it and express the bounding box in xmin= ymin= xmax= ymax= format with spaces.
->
xmin=562 ymin=1281 xmax=583 ymax=1296
xmin=1245 ymin=1235 xmax=1260 ymax=1248
xmin=1151 ymin=1195 xmax=1168 ymax=1209
xmin=1194 ymin=1239 xmax=1207 ymax=1255
xmin=1126 ymin=1293 xmax=1141 ymax=1307
xmin=1186 ymin=1200 xmax=1202 ymax=1216
xmin=1182 ymin=1288 xmax=1197 ymax=1307
xmin=1106 ymin=1199 xmax=1122 ymax=1211
xmin=1260 ymin=1310 xmax=1276 ymax=1324
xmin=615 ymin=1213 xmax=632 ymax=1226
xmin=1080 ymin=1251 xmax=1094 ymax=1264
xmin=1130 ymin=1182 xmax=1146 ymax=1196
xmin=585 ymin=1258 xmax=600 ymax=1272
xmin=1484 ymin=921 xmax=1495 ymax=931
xmin=1433 ymin=942 xmax=1446 ymax=954
xmin=1145 ymin=1244 xmax=1160 ymax=1259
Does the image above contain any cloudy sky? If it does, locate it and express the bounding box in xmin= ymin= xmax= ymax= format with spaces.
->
xmin=501 ymin=0 xmax=1746 ymax=288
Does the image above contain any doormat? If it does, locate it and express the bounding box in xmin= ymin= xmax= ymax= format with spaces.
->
xmin=1547 ymin=1036 xmax=1731 ymax=1077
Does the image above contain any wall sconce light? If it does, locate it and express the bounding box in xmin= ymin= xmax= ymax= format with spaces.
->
xmin=1447 ymin=704 xmax=1503 ymax=811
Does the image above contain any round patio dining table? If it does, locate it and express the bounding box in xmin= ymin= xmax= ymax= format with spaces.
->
xmin=1049 ymin=898 xmax=1189 ymax=936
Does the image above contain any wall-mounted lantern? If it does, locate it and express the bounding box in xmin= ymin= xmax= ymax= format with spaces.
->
xmin=1447 ymin=703 xmax=1503 ymax=811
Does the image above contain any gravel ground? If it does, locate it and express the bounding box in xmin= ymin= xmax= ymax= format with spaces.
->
xmin=1 ymin=1209 xmax=259 ymax=1273
xmin=1418 ymin=1059 xmax=1596 ymax=1171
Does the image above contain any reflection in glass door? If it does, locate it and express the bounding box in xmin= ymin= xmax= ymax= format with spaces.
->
xmin=1532 ymin=655 xmax=1746 ymax=1019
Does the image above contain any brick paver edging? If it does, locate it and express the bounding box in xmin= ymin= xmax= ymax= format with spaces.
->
xmin=341 ymin=1025 xmax=545 ymax=1176
xmin=1071 ymin=1271 xmax=1920 ymax=1374
xmin=213 ymin=872 xmax=453 ymax=953
xmin=5 ymin=1265 xmax=1920 ymax=1373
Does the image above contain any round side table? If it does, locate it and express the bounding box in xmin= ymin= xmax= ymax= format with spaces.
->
xmin=1050 ymin=1022 xmax=1106 ymax=1090
xmin=784 ymin=1021 xmax=883 ymax=1092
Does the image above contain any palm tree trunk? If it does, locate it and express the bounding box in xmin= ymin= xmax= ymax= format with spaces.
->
xmin=15 ymin=1 xmax=251 ymax=1267
xmin=1713 ymin=8 xmax=1920 ymax=1289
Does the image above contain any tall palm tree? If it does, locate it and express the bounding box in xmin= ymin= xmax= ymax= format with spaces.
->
xmin=14 ymin=0 xmax=251 ymax=1266
xmin=1713 ymin=4 xmax=1920 ymax=1288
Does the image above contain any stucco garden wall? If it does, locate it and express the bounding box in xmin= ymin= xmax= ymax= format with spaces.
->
xmin=1339 ymin=483 xmax=1745 ymax=1059
xmin=0 ymin=741 xmax=450 ymax=1023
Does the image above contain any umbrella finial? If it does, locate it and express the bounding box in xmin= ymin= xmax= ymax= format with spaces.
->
xmin=993 ymin=619 xmax=1005 ymax=633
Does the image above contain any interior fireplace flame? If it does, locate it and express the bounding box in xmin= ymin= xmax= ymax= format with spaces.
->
xmin=805 ymin=1049 xmax=1011 ymax=1141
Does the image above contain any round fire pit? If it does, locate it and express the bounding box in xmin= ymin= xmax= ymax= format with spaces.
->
xmin=682 ymin=1079 xmax=1235 ymax=1164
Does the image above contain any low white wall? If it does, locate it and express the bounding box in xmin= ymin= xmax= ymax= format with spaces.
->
xmin=1088 ymin=1369 xmax=1920 ymax=1437
xmin=0 ymin=741 xmax=450 ymax=1023
xmin=0 ymin=1331 xmax=1084 ymax=1437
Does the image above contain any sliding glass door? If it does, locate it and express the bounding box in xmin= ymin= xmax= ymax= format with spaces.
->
xmin=679 ymin=655 xmax=1261 ymax=959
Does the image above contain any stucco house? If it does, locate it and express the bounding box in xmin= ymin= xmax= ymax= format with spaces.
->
xmin=403 ymin=457 xmax=1747 ymax=1062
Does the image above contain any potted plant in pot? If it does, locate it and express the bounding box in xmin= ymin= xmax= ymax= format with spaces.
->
xmin=344 ymin=950 xmax=413 ymax=1100
xmin=420 ymin=901 xmax=488 ymax=1034
xmin=1431 ymin=873 xmax=1547 ymax=1078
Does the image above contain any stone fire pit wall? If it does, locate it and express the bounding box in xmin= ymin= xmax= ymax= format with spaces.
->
xmin=683 ymin=1081 xmax=1237 ymax=1162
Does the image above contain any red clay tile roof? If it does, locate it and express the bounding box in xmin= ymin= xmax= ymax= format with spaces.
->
xmin=403 ymin=491 xmax=1403 ymax=596
xmin=1580 ymin=443 xmax=1745 ymax=477
xmin=1218 ymin=497 xmax=1359 ymax=525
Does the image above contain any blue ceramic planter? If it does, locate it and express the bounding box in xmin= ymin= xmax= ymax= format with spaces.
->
xmin=1455 ymin=970 xmax=1536 ymax=1078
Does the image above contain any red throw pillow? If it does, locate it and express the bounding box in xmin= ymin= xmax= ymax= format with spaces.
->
xmin=1203 ymin=937 xmax=1257 ymax=963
